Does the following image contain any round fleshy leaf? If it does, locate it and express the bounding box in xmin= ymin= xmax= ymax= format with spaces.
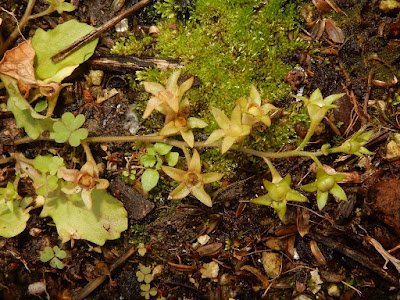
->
xmin=141 ymin=169 xmax=159 ymax=192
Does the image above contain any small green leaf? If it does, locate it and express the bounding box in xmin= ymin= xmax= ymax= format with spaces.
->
xmin=54 ymin=246 xmax=67 ymax=259
xmin=165 ymin=152 xmax=179 ymax=166
xmin=34 ymin=99 xmax=48 ymax=112
xmin=54 ymin=257 xmax=65 ymax=269
xmin=155 ymin=156 xmax=163 ymax=169
xmin=140 ymin=154 xmax=156 ymax=168
xmin=136 ymin=271 xmax=145 ymax=282
xmin=146 ymin=144 xmax=156 ymax=155
xmin=40 ymin=247 xmax=55 ymax=262
xmin=33 ymin=155 xmax=65 ymax=177
xmin=32 ymin=20 xmax=98 ymax=82
xmin=141 ymin=169 xmax=159 ymax=192
xmin=0 ymin=199 xmax=32 ymax=238
xmin=68 ymin=128 xmax=88 ymax=147
xmin=154 ymin=143 xmax=173 ymax=155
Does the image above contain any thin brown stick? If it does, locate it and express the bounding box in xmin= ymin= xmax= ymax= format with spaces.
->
xmin=73 ymin=246 xmax=136 ymax=300
xmin=51 ymin=0 xmax=151 ymax=63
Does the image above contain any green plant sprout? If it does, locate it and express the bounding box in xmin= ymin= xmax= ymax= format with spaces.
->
xmin=40 ymin=246 xmax=67 ymax=269
xmin=140 ymin=142 xmax=179 ymax=191
xmin=138 ymin=243 xmax=147 ymax=256
xmin=121 ymin=170 xmax=136 ymax=184
xmin=136 ymin=265 xmax=158 ymax=299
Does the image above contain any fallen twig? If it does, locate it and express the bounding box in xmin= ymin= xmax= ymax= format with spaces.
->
xmin=51 ymin=0 xmax=151 ymax=63
xmin=72 ymin=246 xmax=136 ymax=300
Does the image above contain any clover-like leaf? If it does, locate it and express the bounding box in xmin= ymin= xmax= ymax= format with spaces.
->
xmin=51 ymin=112 xmax=88 ymax=146
xmin=53 ymin=246 xmax=67 ymax=259
xmin=32 ymin=20 xmax=98 ymax=82
xmin=44 ymin=0 xmax=76 ymax=14
xmin=141 ymin=169 xmax=160 ymax=192
xmin=50 ymin=257 xmax=64 ymax=269
xmin=40 ymin=246 xmax=55 ymax=262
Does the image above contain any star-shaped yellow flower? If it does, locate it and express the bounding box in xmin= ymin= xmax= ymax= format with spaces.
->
xmin=142 ymin=69 xmax=194 ymax=119
xmin=160 ymin=98 xmax=208 ymax=147
xmin=205 ymin=105 xmax=251 ymax=154
xmin=161 ymin=150 xmax=223 ymax=207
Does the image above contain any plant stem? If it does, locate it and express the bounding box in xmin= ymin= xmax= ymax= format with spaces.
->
xmin=81 ymin=141 xmax=95 ymax=164
xmin=262 ymin=158 xmax=281 ymax=182
xmin=0 ymin=0 xmax=36 ymax=56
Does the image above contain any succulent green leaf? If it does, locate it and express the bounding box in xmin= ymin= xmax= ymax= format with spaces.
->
xmin=32 ymin=20 xmax=98 ymax=82
xmin=154 ymin=142 xmax=173 ymax=155
xmin=316 ymin=190 xmax=329 ymax=210
xmin=2 ymin=75 xmax=54 ymax=139
xmin=40 ymin=183 xmax=128 ymax=245
xmin=140 ymin=154 xmax=157 ymax=168
xmin=165 ymin=151 xmax=179 ymax=166
xmin=0 ymin=198 xmax=32 ymax=238
xmin=141 ymin=169 xmax=160 ymax=192
xmin=40 ymin=247 xmax=55 ymax=262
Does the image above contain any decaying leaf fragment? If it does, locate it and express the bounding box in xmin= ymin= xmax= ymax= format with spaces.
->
xmin=366 ymin=236 xmax=400 ymax=274
xmin=0 ymin=40 xmax=38 ymax=97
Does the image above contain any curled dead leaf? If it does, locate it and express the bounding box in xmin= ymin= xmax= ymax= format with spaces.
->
xmin=0 ymin=39 xmax=38 ymax=97
xmin=196 ymin=242 xmax=223 ymax=257
xmin=297 ymin=207 xmax=310 ymax=237
xmin=240 ymin=265 xmax=270 ymax=288
xmin=325 ymin=18 xmax=345 ymax=43
xmin=310 ymin=240 xmax=327 ymax=265
xmin=168 ymin=262 xmax=196 ymax=273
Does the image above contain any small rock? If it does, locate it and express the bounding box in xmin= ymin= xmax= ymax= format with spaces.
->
xmin=108 ymin=177 xmax=154 ymax=220
xmin=385 ymin=140 xmax=400 ymax=161
xmin=327 ymin=283 xmax=341 ymax=297
xmin=200 ymin=261 xmax=219 ymax=279
xmin=262 ymin=252 xmax=282 ymax=278
xmin=369 ymin=179 xmax=400 ymax=232
xmin=28 ymin=281 xmax=46 ymax=296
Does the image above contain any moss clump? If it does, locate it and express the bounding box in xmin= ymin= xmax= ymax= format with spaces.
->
xmin=112 ymin=0 xmax=309 ymax=174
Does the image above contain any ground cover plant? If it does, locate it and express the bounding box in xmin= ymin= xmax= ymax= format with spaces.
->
xmin=1 ymin=0 xmax=400 ymax=299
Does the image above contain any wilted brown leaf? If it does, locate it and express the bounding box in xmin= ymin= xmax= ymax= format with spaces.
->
xmin=0 ymin=39 xmax=38 ymax=97
xmin=325 ymin=18 xmax=345 ymax=43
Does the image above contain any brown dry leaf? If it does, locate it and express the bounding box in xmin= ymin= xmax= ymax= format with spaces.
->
xmin=310 ymin=240 xmax=327 ymax=265
xmin=240 ymin=265 xmax=270 ymax=288
xmin=309 ymin=163 xmax=360 ymax=184
xmin=0 ymin=39 xmax=38 ymax=97
xmin=196 ymin=242 xmax=223 ymax=257
xmin=325 ymin=18 xmax=345 ymax=43
xmin=297 ymin=207 xmax=310 ymax=237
